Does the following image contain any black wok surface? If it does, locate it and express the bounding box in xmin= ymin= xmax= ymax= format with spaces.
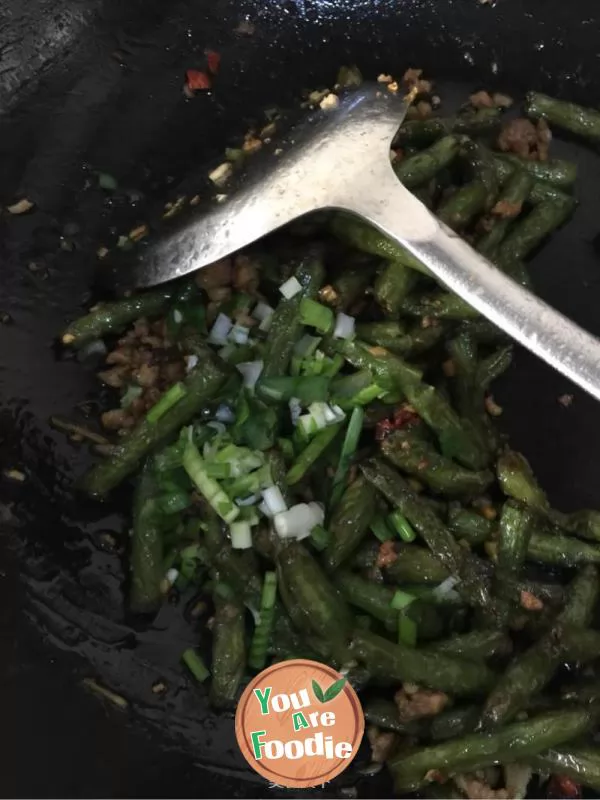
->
xmin=2 ymin=0 xmax=600 ymax=796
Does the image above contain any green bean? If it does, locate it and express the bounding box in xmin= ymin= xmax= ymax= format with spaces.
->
xmin=447 ymin=506 xmax=494 ymax=544
xmin=459 ymin=318 xmax=509 ymax=344
xmin=335 ymin=571 xmax=399 ymax=631
xmin=528 ymin=529 xmax=600 ymax=567
xmin=276 ymin=541 xmax=353 ymax=661
xmin=399 ymin=291 xmax=480 ymax=320
xmin=552 ymin=508 xmax=600 ymax=543
xmin=531 ymin=745 xmax=600 ymax=794
xmin=385 ymin=544 xmax=452 ymax=584
xmin=262 ymin=256 xmax=325 ymax=378
xmin=130 ymin=460 xmax=164 ymax=614
xmin=374 ymin=260 xmax=419 ymax=315
xmin=476 ymin=170 xmax=534 ymax=258
xmin=525 ymin=91 xmax=600 ymax=143
xmin=210 ymin=589 xmax=246 ymax=708
xmin=497 ymin=196 xmax=576 ymax=263
xmin=400 ymin=379 xmax=489 ymax=471
xmin=481 ymin=565 xmax=599 ymax=728
xmin=561 ymin=627 xmax=600 ymax=663
xmin=394 ymin=135 xmax=462 ymax=188
xmin=429 ymin=705 xmax=481 ymax=741
xmin=324 ymin=337 xmax=422 ymax=394
xmin=491 ymin=154 xmax=574 ymax=205
xmin=495 ymin=152 xmax=578 ymax=188
xmin=496 ymin=450 xmax=549 ymax=513
xmin=561 ymin=678 xmax=600 ymax=705
xmin=388 ymin=708 xmax=593 ymax=793
xmin=477 ymin=344 xmax=513 ymax=389
xmin=62 ymin=286 xmax=176 ymax=346
xmin=464 ymin=138 xmax=500 ymax=211
xmin=381 ymin=428 xmax=494 ymax=498
xmin=363 ymin=698 xmax=428 ymax=735
xmin=83 ymin=350 xmax=231 ymax=496
xmin=437 ymin=182 xmax=489 ymax=231
xmin=497 ymin=501 xmax=534 ymax=575
xmin=356 ymin=320 xmax=446 ymax=357
xmin=350 ymin=629 xmax=495 ymax=695
xmin=329 ymin=213 xmax=429 ymax=275
xmin=361 ymin=458 xmax=492 ymax=608
xmin=427 ymin=629 xmax=512 ymax=661
xmin=495 ymin=501 xmax=534 ymax=622
xmin=394 ymin=109 xmax=501 ymax=146
xmin=320 ymin=261 xmax=377 ymax=310
xmin=286 ymin=421 xmax=343 ymax=485
xmin=212 ymin=546 xmax=262 ymax=608
xmin=324 ymin=475 xmax=377 ymax=570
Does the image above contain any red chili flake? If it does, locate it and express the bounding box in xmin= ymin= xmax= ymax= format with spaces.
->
xmin=205 ymin=50 xmax=221 ymax=75
xmin=547 ymin=775 xmax=581 ymax=799
xmin=393 ymin=406 xmax=420 ymax=429
xmin=186 ymin=69 xmax=211 ymax=91
xmin=375 ymin=406 xmax=420 ymax=442
xmin=375 ymin=418 xmax=393 ymax=442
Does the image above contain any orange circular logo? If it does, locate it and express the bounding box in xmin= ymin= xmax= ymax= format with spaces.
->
xmin=235 ymin=659 xmax=364 ymax=789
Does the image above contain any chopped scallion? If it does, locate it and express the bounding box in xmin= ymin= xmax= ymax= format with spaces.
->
xmin=389 ymin=509 xmax=417 ymax=542
xmin=146 ymin=383 xmax=187 ymax=424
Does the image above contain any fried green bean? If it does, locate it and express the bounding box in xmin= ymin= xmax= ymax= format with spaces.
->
xmin=83 ymin=349 xmax=231 ymax=496
xmin=388 ymin=708 xmax=593 ymax=793
xmin=324 ymin=337 xmax=422 ymax=394
xmin=61 ymin=286 xmax=176 ymax=346
xmin=476 ymin=169 xmax=534 ymax=258
xmin=531 ymin=745 xmax=600 ymax=794
xmin=381 ymin=428 xmax=494 ymax=498
xmin=394 ymin=109 xmax=501 ymax=146
xmin=525 ymin=91 xmax=600 ymax=143
xmin=496 ymin=450 xmax=549 ymax=513
xmin=319 ymin=261 xmax=378 ymax=310
xmin=356 ymin=320 xmax=446 ymax=357
xmin=329 ymin=213 xmax=430 ymax=274
xmin=363 ymin=698 xmax=429 ymax=735
xmin=464 ymin=138 xmax=499 ymax=211
xmin=477 ymin=344 xmax=513 ymax=390
xmin=262 ymin=256 xmax=325 ymax=378
xmin=384 ymin=543 xmax=452 ymax=584
xmin=437 ymin=182 xmax=489 ymax=231
xmin=495 ymin=501 xmax=534 ymax=622
xmin=481 ymin=565 xmax=599 ymax=728
xmin=324 ymin=476 xmax=377 ymax=570
xmin=528 ymin=529 xmax=600 ymax=567
xmin=399 ymin=291 xmax=480 ymax=320
xmin=335 ymin=571 xmax=399 ymax=631
xmin=362 ymin=458 xmax=492 ymax=608
xmin=374 ymin=260 xmax=419 ymax=314
xmin=497 ymin=196 xmax=576 ymax=263
xmin=350 ymin=629 xmax=495 ymax=696
xmin=394 ymin=134 xmax=462 ymax=188
xmin=495 ymin=152 xmax=578 ymax=188
xmin=210 ymin=589 xmax=246 ymax=708
xmin=130 ymin=459 xmax=164 ymax=614
xmin=276 ymin=541 xmax=352 ymax=661
xmin=426 ymin=629 xmax=512 ymax=661
xmin=447 ymin=506 xmax=495 ymax=544
xmin=490 ymin=154 xmax=574 ymax=205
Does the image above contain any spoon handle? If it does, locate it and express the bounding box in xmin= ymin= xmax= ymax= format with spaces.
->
xmin=348 ymin=177 xmax=600 ymax=401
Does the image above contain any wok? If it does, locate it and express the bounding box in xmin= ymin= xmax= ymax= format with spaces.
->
xmin=2 ymin=0 xmax=600 ymax=796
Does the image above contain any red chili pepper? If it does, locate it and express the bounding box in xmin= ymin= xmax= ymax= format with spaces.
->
xmin=186 ymin=69 xmax=211 ymax=91
xmin=547 ymin=775 xmax=581 ymax=799
xmin=205 ymin=50 xmax=221 ymax=75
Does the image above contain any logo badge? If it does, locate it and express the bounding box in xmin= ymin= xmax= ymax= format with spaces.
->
xmin=235 ymin=658 xmax=364 ymax=788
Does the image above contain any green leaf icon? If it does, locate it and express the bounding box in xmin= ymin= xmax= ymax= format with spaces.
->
xmin=323 ymin=677 xmax=347 ymax=702
xmin=312 ymin=679 xmax=325 ymax=703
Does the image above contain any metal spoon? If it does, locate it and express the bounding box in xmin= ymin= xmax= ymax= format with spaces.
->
xmin=118 ymin=83 xmax=600 ymax=401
